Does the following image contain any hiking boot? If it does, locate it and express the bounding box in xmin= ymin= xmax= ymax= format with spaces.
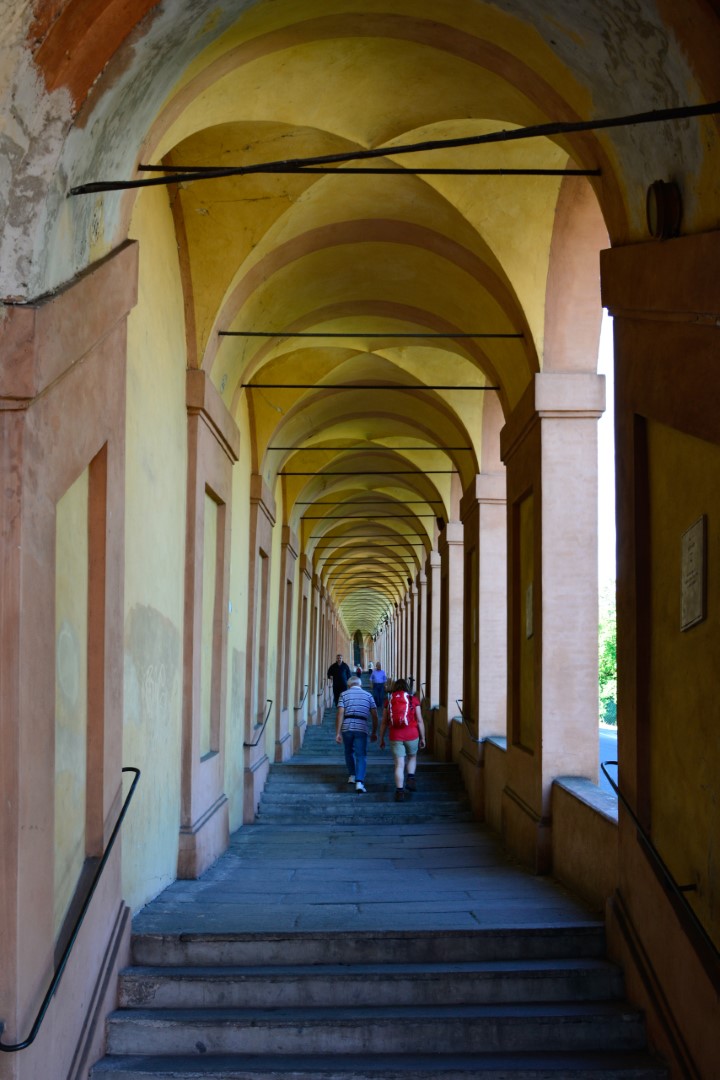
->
xmin=394 ymin=788 xmax=405 ymax=802
xmin=405 ymin=774 xmax=417 ymax=792
xmin=356 ymin=781 xmax=366 ymax=793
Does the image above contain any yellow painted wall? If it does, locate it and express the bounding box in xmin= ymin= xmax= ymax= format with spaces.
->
xmin=122 ymin=186 xmax=188 ymax=911
xmin=647 ymin=420 xmax=720 ymax=949
xmin=54 ymin=467 xmax=89 ymax=935
xmin=224 ymin=396 xmax=251 ymax=832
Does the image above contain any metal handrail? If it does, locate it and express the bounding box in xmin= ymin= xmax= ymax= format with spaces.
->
xmin=0 ymin=767 xmax=141 ymax=1054
xmin=455 ymin=699 xmax=483 ymax=744
xmin=600 ymin=760 xmax=719 ymax=965
xmin=293 ymin=684 xmax=309 ymax=710
xmin=244 ymin=699 xmax=273 ymax=748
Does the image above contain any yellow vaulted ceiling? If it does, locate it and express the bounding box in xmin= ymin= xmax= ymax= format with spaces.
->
xmin=136 ymin=0 xmax=615 ymax=635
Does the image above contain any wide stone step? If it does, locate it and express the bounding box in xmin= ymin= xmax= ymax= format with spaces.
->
xmin=91 ymin=1050 xmax=668 ymax=1078
xmin=105 ymin=1001 xmax=647 ymax=1056
xmin=255 ymin=809 xmax=475 ymax=825
xmin=258 ymin=794 xmax=468 ymax=807
xmin=118 ymin=958 xmax=624 ymax=1010
xmin=258 ymin=788 xmax=467 ymax=801
xmin=264 ymin=774 xmax=463 ymax=789
xmin=130 ymin=928 xmax=608 ymax=967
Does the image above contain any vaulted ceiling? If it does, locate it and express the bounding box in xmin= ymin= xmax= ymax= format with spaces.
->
xmin=5 ymin=0 xmax=719 ymax=634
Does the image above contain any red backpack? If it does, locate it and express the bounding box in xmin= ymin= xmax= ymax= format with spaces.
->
xmin=389 ymin=691 xmax=412 ymax=727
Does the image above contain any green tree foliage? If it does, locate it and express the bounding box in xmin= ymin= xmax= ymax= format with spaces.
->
xmin=599 ymin=588 xmax=617 ymax=725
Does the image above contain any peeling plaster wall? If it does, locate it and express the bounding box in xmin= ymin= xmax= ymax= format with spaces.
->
xmin=1 ymin=0 xmax=716 ymax=301
xmin=0 ymin=0 xmax=256 ymax=299
xmin=487 ymin=0 xmax=717 ymax=234
xmin=0 ymin=5 xmax=74 ymax=299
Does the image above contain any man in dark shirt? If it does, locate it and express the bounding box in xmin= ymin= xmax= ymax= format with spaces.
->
xmin=327 ymin=653 xmax=351 ymax=706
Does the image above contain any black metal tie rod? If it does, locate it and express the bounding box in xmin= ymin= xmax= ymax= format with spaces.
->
xmin=302 ymin=514 xmax=437 ymax=519
xmin=225 ymin=332 xmax=519 ymax=339
xmin=283 ymin=470 xmax=456 ymax=475
xmin=243 ymin=384 xmax=498 ymax=390
xmin=140 ymin=163 xmax=601 ymax=177
xmin=295 ymin=498 xmax=444 ymax=504
xmin=68 ymin=100 xmax=720 ymax=195
xmin=276 ymin=449 xmax=470 ymax=454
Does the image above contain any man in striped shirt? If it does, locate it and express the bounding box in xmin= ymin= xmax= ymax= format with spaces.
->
xmin=335 ymin=675 xmax=379 ymax=793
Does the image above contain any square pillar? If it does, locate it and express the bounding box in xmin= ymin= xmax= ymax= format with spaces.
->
xmin=436 ymin=522 xmax=464 ymax=761
xmin=274 ymin=527 xmax=299 ymax=762
xmin=500 ymin=372 xmax=604 ymax=872
xmin=460 ymin=472 xmax=508 ymax=739
xmin=179 ymin=369 xmax=239 ymax=876
xmin=243 ymin=475 xmax=276 ymax=823
xmin=415 ymin=570 xmax=427 ymax=698
xmin=293 ymin=554 xmax=313 ymax=744
xmin=425 ymin=550 xmax=441 ymax=707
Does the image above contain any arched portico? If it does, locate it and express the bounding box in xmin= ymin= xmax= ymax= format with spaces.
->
xmin=1 ymin=2 xmax=719 ymax=1076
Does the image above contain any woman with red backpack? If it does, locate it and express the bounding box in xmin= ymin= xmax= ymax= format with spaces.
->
xmin=379 ymin=678 xmax=426 ymax=801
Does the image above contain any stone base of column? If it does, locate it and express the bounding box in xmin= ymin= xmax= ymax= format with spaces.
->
xmin=177 ymin=794 xmax=229 ymax=878
xmin=455 ymin=735 xmax=485 ymax=820
xmin=293 ymin=717 xmax=307 ymax=752
xmin=432 ymin=707 xmax=454 ymax=762
xmin=275 ymin=710 xmax=293 ymax=762
xmin=501 ymin=785 xmax=552 ymax=874
xmin=243 ymin=752 xmax=270 ymax=823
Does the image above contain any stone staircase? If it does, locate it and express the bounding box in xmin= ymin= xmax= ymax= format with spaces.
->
xmin=256 ymin=712 xmax=474 ymax=824
xmin=91 ymin=714 xmax=667 ymax=1078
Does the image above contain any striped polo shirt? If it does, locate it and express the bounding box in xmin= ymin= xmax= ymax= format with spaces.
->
xmin=338 ymin=686 xmax=376 ymax=733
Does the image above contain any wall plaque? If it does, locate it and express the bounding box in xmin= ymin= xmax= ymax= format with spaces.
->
xmin=681 ymin=515 xmax=706 ymax=632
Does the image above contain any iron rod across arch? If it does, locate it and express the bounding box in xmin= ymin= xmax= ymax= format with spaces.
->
xmin=284 ymin=470 xmax=457 ymax=475
xmin=243 ymin=384 xmax=499 ymax=390
xmin=142 ymin=163 xmax=601 ymax=177
xmin=224 ymin=331 xmax=521 ymax=339
xmin=303 ymin=514 xmax=438 ymax=519
xmin=68 ymin=100 xmax=720 ymax=195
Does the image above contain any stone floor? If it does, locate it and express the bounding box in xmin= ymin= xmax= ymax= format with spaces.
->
xmin=133 ymin=714 xmax=599 ymax=938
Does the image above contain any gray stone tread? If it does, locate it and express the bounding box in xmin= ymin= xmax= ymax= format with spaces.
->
xmin=92 ymin=1051 xmax=667 ymax=1077
xmin=120 ymin=957 xmax=617 ymax=979
xmin=108 ymin=1001 xmax=641 ymax=1023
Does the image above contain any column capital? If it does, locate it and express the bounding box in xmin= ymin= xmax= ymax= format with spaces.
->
xmin=534 ymin=372 xmax=605 ymax=417
xmin=281 ymin=525 xmax=299 ymax=560
xmin=250 ymin=473 xmax=277 ymax=526
xmin=501 ymin=372 xmax=605 ymax=463
xmin=426 ymin=549 xmax=441 ymax=571
xmin=438 ymin=521 xmax=463 ymax=553
xmin=460 ymin=472 xmax=506 ymax=519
